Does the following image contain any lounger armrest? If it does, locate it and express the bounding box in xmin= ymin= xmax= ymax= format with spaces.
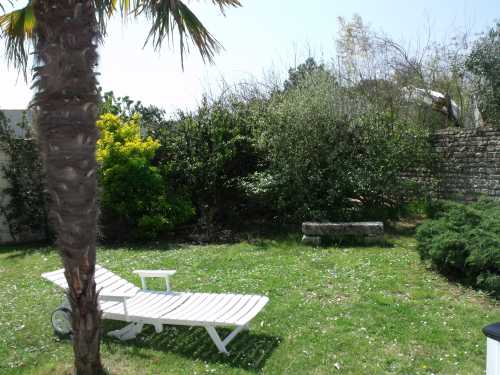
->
xmin=133 ymin=270 xmax=176 ymax=278
xmin=133 ymin=269 xmax=177 ymax=291
xmin=99 ymin=290 xmax=135 ymax=320
xmin=99 ymin=290 xmax=136 ymax=301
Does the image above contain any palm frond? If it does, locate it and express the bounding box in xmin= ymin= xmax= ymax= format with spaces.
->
xmin=140 ymin=0 xmax=241 ymax=66
xmin=128 ymin=0 xmax=241 ymax=67
xmin=94 ymin=0 xmax=137 ymax=31
xmin=209 ymin=0 xmax=241 ymax=15
xmin=1 ymin=0 xmax=241 ymax=76
xmin=0 ymin=1 xmax=36 ymax=77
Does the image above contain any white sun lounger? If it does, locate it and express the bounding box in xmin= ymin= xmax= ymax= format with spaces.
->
xmin=42 ymin=265 xmax=269 ymax=354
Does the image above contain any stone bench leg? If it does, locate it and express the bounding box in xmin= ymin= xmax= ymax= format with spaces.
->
xmin=301 ymin=235 xmax=321 ymax=246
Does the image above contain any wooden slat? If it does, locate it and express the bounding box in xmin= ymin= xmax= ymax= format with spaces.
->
xmin=43 ymin=266 xmax=140 ymax=298
xmin=147 ymin=294 xmax=193 ymax=319
xmin=102 ymin=292 xmax=151 ymax=315
xmin=183 ymin=294 xmax=234 ymax=322
xmin=213 ymin=295 xmax=258 ymax=324
xmin=95 ymin=266 xmax=108 ymax=276
xmin=41 ymin=269 xmax=61 ymax=278
xmin=98 ymin=275 xmax=129 ymax=291
xmin=50 ymin=278 xmax=68 ymax=289
xmin=99 ymin=300 xmax=121 ymax=311
xmin=94 ymin=272 xmax=116 ymax=286
xmin=168 ymin=294 xmax=222 ymax=321
xmin=42 ymin=269 xmax=64 ymax=281
xmin=163 ymin=293 xmax=212 ymax=318
xmin=42 ymin=265 xmax=108 ymax=284
xmin=44 ymin=272 xmax=66 ymax=284
xmin=160 ymin=294 xmax=243 ymax=326
xmin=234 ymin=296 xmax=269 ymax=326
xmin=106 ymin=283 xmax=139 ymax=296
xmin=92 ymin=267 xmax=111 ymax=282
xmin=137 ymin=294 xmax=190 ymax=319
xmin=125 ymin=293 xmax=162 ymax=311
xmin=128 ymin=294 xmax=189 ymax=320
xmin=128 ymin=293 xmax=174 ymax=318
xmin=222 ymin=296 xmax=261 ymax=324
xmin=176 ymin=294 xmax=215 ymax=318
xmin=158 ymin=293 xmax=208 ymax=321
xmin=179 ymin=294 xmax=227 ymax=321
xmin=200 ymin=295 xmax=244 ymax=322
xmin=104 ymin=293 xmax=159 ymax=316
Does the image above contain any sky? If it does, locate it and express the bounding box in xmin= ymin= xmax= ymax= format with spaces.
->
xmin=0 ymin=0 xmax=499 ymax=115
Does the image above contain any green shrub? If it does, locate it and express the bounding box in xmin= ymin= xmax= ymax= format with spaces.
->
xmin=416 ymin=199 xmax=500 ymax=295
xmin=0 ymin=111 xmax=50 ymax=241
xmin=96 ymin=113 xmax=194 ymax=240
xmin=257 ymin=71 xmax=435 ymax=222
xmin=156 ymin=96 xmax=265 ymax=227
xmin=100 ymin=91 xmax=171 ymax=134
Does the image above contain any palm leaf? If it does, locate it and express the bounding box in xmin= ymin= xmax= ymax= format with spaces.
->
xmin=1 ymin=0 xmax=242 ymax=76
xmin=209 ymin=0 xmax=242 ymax=14
xmin=0 ymin=1 xmax=36 ymax=77
xmin=121 ymin=0 xmax=241 ymax=66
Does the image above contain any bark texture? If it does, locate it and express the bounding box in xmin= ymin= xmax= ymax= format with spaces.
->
xmin=32 ymin=1 xmax=103 ymax=374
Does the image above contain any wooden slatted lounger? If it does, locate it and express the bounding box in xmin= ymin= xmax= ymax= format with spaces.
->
xmin=42 ymin=265 xmax=269 ymax=354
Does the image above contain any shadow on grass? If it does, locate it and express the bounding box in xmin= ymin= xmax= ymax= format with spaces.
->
xmin=0 ymin=241 xmax=53 ymax=258
xmin=101 ymin=322 xmax=281 ymax=372
xmin=100 ymin=241 xmax=184 ymax=252
xmin=385 ymin=216 xmax=425 ymax=237
xmin=421 ymin=261 xmax=500 ymax=301
xmin=317 ymin=236 xmax=394 ymax=249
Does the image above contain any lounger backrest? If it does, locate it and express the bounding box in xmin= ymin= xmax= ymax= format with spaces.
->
xmin=42 ymin=265 xmax=140 ymax=296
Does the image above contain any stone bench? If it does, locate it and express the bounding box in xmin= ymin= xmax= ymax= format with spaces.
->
xmin=301 ymin=221 xmax=384 ymax=245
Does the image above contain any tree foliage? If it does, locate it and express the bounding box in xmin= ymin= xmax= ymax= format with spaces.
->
xmin=466 ymin=22 xmax=500 ymax=126
xmin=284 ymin=57 xmax=334 ymax=91
xmin=257 ymin=69 xmax=435 ymax=221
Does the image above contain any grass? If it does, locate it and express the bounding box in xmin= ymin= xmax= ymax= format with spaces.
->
xmin=0 ymin=234 xmax=499 ymax=374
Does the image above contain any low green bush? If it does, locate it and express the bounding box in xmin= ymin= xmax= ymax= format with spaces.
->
xmin=416 ymin=199 xmax=500 ymax=295
xmin=156 ymin=96 xmax=265 ymax=227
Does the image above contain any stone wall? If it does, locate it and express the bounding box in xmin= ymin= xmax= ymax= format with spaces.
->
xmin=433 ymin=127 xmax=500 ymax=200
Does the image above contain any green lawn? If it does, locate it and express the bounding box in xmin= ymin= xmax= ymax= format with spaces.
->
xmin=0 ymin=235 xmax=498 ymax=374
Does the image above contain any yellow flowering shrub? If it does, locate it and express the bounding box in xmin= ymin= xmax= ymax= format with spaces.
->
xmin=97 ymin=114 xmax=193 ymax=240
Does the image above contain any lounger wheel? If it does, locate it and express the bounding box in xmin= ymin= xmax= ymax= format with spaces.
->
xmin=51 ymin=307 xmax=72 ymax=338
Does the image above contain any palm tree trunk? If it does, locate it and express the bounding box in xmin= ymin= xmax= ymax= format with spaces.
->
xmin=32 ymin=1 xmax=103 ymax=374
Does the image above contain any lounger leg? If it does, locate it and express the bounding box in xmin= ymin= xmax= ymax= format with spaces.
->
xmin=205 ymin=325 xmax=248 ymax=354
xmin=154 ymin=323 xmax=163 ymax=333
xmin=205 ymin=326 xmax=229 ymax=354
xmin=222 ymin=325 xmax=246 ymax=347
xmin=108 ymin=322 xmax=144 ymax=341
